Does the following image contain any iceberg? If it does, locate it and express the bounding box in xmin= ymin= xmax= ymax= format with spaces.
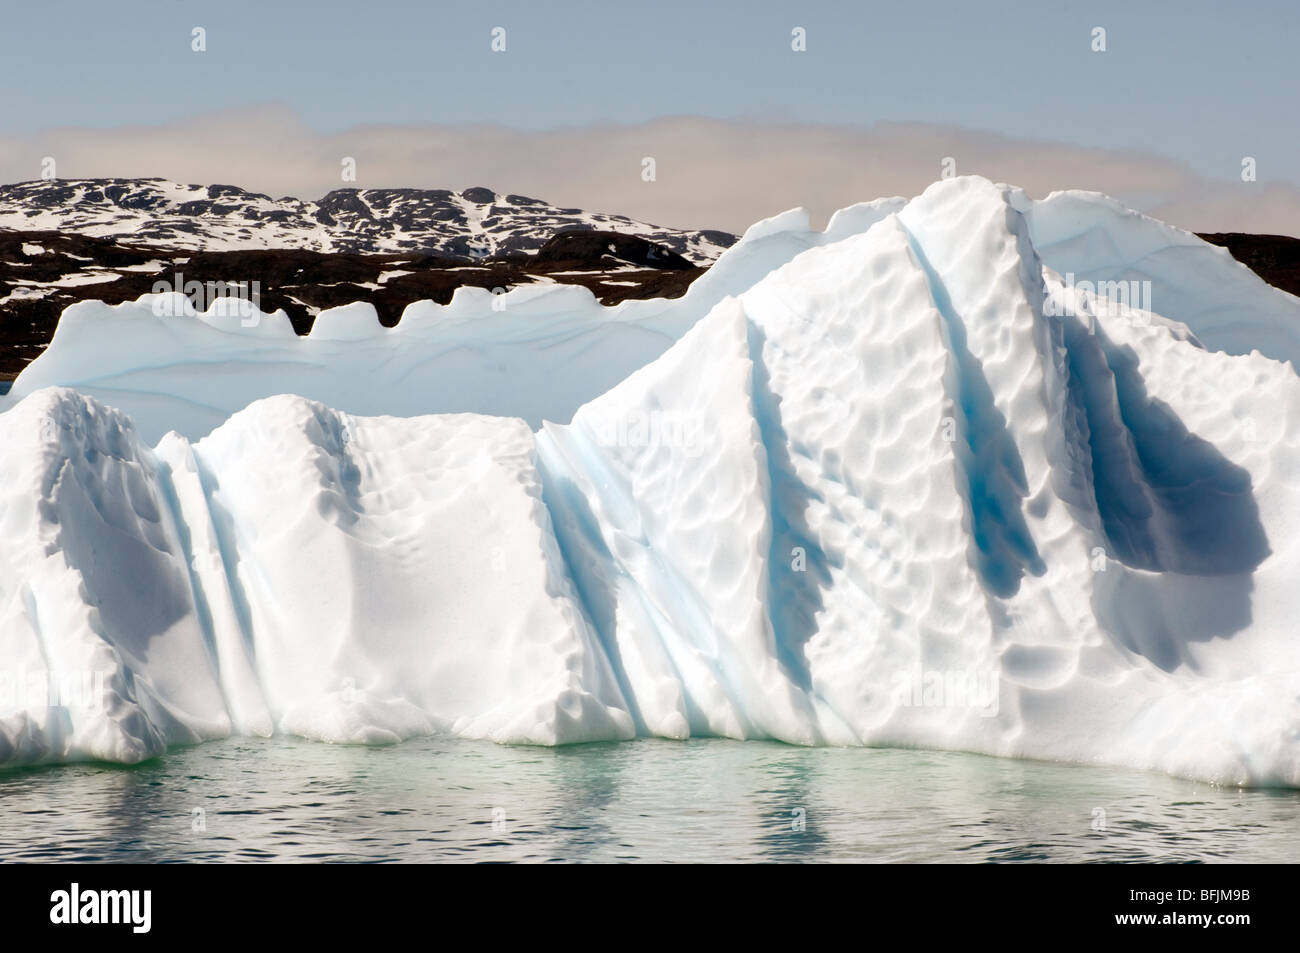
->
xmin=2 ymin=176 xmax=1299 ymax=786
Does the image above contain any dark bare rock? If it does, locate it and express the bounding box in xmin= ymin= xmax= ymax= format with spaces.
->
xmin=0 ymin=228 xmax=705 ymax=378
xmin=534 ymin=231 xmax=694 ymax=270
xmin=1198 ymin=233 xmax=1300 ymax=298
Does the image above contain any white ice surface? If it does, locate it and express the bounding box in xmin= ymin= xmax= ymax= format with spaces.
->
xmin=2 ymin=177 xmax=1298 ymax=786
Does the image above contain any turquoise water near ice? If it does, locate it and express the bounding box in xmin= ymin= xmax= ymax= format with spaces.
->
xmin=1 ymin=737 xmax=1298 ymax=862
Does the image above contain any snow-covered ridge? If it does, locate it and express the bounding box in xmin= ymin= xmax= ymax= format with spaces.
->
xmin=2 ymin=176 xmax=1300 ymax=786
xmin=0 ymin=178 xmax=737 ymax=263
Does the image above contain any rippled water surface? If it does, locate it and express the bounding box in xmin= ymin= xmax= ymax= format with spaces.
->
xmin=1 ymin=737 xmax=1297 ymax=862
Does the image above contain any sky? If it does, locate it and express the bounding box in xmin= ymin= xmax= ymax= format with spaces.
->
xmin=1 ymin=0 xmax=1297 ymax=234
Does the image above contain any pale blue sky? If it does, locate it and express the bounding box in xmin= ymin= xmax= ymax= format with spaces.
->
xmin=3 ymin=0 xmax=1296 ymax=186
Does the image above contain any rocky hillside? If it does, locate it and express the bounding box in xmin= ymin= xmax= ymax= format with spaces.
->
xmin=0 ymin=179 xmax=737 ymax=263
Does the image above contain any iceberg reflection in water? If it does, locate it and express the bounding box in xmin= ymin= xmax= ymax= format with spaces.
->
xmin=1 ymin=737 xmax=1298 ymax=863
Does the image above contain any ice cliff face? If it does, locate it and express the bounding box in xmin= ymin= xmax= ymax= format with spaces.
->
xmin=2 ymin=176 xmax=1299 ymax=786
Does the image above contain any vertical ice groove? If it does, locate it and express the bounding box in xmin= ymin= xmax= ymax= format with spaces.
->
xmin=534 ymin=421 xmax=692 ymax=738
xmin=895 ymin=216 xmax=1044 ymax=598
xmin=538 ymin=298 xmax=815 ymax=743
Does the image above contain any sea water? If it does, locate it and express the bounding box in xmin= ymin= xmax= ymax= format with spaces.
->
xmin=1 ymin=737 xmax=1297 ymax=862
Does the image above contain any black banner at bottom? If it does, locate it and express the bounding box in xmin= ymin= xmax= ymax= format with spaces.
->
xmin=0 ymin=863 xmax=1285 ymax=941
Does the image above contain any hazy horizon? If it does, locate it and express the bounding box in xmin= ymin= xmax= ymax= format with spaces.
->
xmin=1 ymin=0 xmax=1296 ymax=235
